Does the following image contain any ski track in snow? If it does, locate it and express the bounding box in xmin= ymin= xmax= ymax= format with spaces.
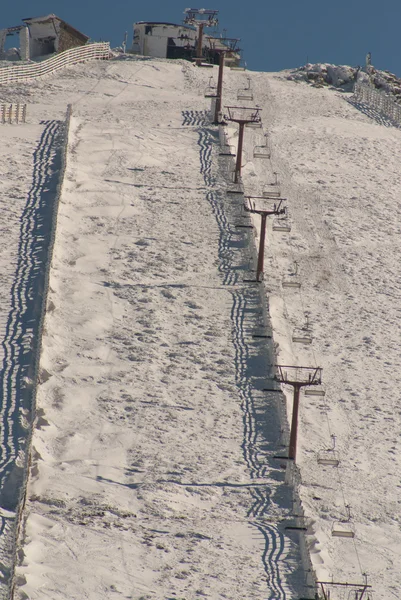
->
xmin=191 ymin=115 xmax=292 ymax=600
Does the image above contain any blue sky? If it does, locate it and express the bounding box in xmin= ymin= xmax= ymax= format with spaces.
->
xmin=2 ymin=0 xmax=401 ymax=76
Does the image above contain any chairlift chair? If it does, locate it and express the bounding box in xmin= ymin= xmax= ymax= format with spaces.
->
xmin=282 ymin=261 xmax=301 ymax=288
xmin=272 ymin=217 xmax=291 ymax=232
xmin=237 ymin=90 xmax=254 ymax=101
xmin=331 ymin=505 xmax=355 ymax=538
xmin=263 ymin=186 xmax=281 ymax=198
xmin=226 ymin=179 xmax=244 ymax=194
xmin=331 ymin=521 xmax=355 ymax=538
xmin=219 ymin=144 xmax=235 ymax=157
xmin=237 ymin=78 xmax=254 ymax=101
xmin=227 ymin=187 xmax=244 ymax=195
xmin=292 ymin=327 xmax=313 ymax=345
xmin=284 ymin=514 xmax=309 ymax=532
xmin=282 ymin=279 xmax=301 ymax=289
xmin=292 ymin=316 xmax=312 ymax=343
xmin=304 ymin=388 xmax=325 ymax=396
xmin=229 ymin=169 xmax=240 ymax=183
xmin=230 ymin=59 xmax=247 ymax=71
xmin=317 ymin=435 xmax=340 ymax=467
xmin=263 ymin=172 xmax=280 ymax=196
xmin=204 ymin=76 xmax=217 ymax=98
xmin=253 ymin=134 xmax=270 ymax=158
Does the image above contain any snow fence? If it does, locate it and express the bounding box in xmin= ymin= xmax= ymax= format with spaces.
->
xmin=353 ymin=81 xmax=401 ymax=126
xmin=0 ymin=43 xmax=110 ymax=85
xmin=9 ymin=105 xmax=73 ymax=600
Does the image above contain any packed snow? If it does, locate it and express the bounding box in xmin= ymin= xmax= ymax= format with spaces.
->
xmin=0 ymin=53 xmax=397 ymax=599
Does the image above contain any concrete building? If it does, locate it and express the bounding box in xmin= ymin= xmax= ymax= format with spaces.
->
xmin=132 ymin=22 xmax=196 ymax=61
xmin=132 ymin=21 xmax=240 ymax=66
xmin=0 ymin=14 xmax=89 ymax=61
xmin=22 ymin=15 xmax=89 ymax=58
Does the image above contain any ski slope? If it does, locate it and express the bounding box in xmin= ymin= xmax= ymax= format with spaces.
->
xmin=0 ymin=55 xmax=397 ymax=599
xmin=236 ymin=71 xmax=401 ymax=599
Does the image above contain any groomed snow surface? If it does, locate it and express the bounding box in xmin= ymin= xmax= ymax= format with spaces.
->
xmin=0 ymin=56 xmax=397 ymax=599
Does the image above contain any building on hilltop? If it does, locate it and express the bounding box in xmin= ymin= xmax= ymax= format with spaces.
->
xmin=131 ymin=21 xmax=240 ymax=66
xmin=0 ymin=14 xmax=89 ymax=61
xmin=132 ymin=22 xmax=197 ymax=61
xmin=22 ymin=15 xmax=89 ymax=58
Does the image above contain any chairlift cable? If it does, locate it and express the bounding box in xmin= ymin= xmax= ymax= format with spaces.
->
xmin=268 ymin=145 xmax=366 ymax=579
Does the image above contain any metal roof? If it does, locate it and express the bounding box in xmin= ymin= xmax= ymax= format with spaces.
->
xmin=135 ymin=22 xmax=195 ymax=30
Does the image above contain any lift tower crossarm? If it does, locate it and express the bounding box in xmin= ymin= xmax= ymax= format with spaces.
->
xmin=318 ymin=579 xmax=372 ymax=600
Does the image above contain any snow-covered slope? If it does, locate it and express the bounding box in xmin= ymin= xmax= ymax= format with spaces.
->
xmin=0 ymin=56 xmax=398 ymax=599
xmin=234 ymin=70 xmax=401 ymax=598
xmin=7 ymin=58 xmax=305 ymax=600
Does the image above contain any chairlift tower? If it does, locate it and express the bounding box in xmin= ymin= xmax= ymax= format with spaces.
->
xmin=243 ymin=196 xmax=286 ymax=281
xmin=184 ymin=8 xmax=219 ymax=65
xmin=208 ymin=37 xmax=240 ymax=123
xmin=224 ymin=106 xmax=262 ymax=183
xmin=275 ymin=365 xmax=322 ymax=462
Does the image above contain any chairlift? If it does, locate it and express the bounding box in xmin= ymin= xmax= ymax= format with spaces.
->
xmin=292 ymin=328 xmax=313 ymax=345
xmin=219 ymin=144 xmax=235 ymax=157
xmin=229 ymin=169 xmax=240 ymax=183
xmin=237 ymin=77 xmax=254 ymax=101
xmin=284 ymin=514 xmax=309 ymax=532
xmin=269 ymin=171 xmax=279 ymax=185
xmin=317 ymin=435 xmax=340 ymax=467
xmin=292 ymin=316 xmax=312 ymax=343
xmin=230 ymin=59 xmax=247 ymax=71
xmin=282 ymin=280 xmax=301 ymax=289
xmin=331 ymin=521 xmax=355 ymax=538
xmin=331 ymin=505 xmax=355 ymax=538
xmin=263 ymin=186 xmax=281 ymax=198
xmin=273 ymin=220 xmax=291 ymax=232
xmin=282 ymin=261 xmax=301 ymax=289
xmin=195 ymin=58 xmax=214 ymax=68
xmin=246 ymin=120 xmax=262 ymax=129
xmin=226 ymin=183 xmax=244 ymax=195
xmin=304 ymin=388 xmax=325 ymax=396
xmin=263 ymin=172 xmax=280 ymax=196
xmin=204 ymin=76 xmax=217 ymax=98
xmin=253 ymin=134 xmax=270 ymax=158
